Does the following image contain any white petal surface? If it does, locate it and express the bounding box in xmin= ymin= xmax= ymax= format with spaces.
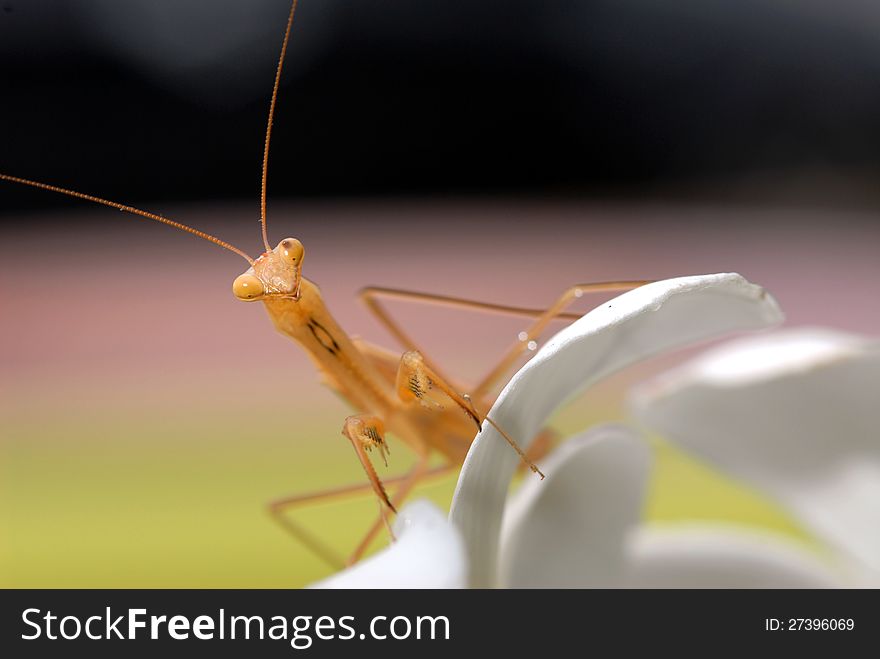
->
xmin=499 ymin=425 xmax=650 ymax=588
xmin=631 ymin=328 xmax=880 ymax=573
xmin=626 ymin=523 xmax=843 ymax=588
xmin=450 ymin=273 xmax=782 ymax=587
xmin=309 ymin=500 xmax=466 ymax=589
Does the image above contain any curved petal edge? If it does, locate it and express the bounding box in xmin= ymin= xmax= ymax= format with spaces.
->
xmin=451 ymin=273 xmax=782 ymax=587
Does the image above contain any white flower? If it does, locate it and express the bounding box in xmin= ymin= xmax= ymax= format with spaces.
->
xmin=630 ymin=327 xmax=880 ymax=586
xmin=450 ymin=273 xmax=783 ymax=587
xmin=497 ymin=424 xmax=846 ymax=589
xmin=311 ymin=273 xmax=878 ymax=588
xmin=311 ymin=500 xmax=468 ymax=589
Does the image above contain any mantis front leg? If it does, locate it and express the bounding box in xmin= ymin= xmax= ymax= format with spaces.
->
xmin=281 ymin=346 xmax=551 ymax=567
xmin=396 ymin=350 xmax=544 ymax=478
xmin=338 ymin=348 xmax=505 ymax=565
xmin=344 ymin=455 xmax=431 ymax=566
xmin=342 ymin=415 xmax=396 ymax=513
xmin=339 ymin=348 xmax=477 ymax=522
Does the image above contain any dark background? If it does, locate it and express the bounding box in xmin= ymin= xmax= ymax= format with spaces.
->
xmin=3 ymin=0 xmax=880 ymax=218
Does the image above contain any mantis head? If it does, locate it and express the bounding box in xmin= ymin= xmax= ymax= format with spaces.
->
xmin=232 ymin=238 xmax=305 ymax=302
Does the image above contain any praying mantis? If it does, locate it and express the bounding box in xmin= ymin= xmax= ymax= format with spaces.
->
xmin=1 ymin=1 xmax=648 ymax=571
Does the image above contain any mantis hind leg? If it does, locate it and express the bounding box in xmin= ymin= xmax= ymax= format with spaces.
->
xmin=268 ymin=463 xmax=457 ymax=569
xmin=470 ymin=281 xmax=650 ymax=399
xmin=339 ymin=428 xmax=555 ymax=566
xmin=268 ymin=427 xmax=554 ymax=570
xmin=359 ymin=281 xmax=650 ymax=400
xmin=269 ymin=346 xmax=543 ymax=569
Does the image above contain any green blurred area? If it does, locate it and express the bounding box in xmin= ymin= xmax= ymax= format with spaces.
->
xmin=1 ymin=399 xmax=812 ymax=589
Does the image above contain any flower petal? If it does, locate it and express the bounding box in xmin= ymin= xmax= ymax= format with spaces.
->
xmin=626 ymin=523 xmax=843 ymax=588
xmin=309 ymin=500 xmax=466 ymax=589
xmin=631 ymin=328 xmax=880 ymax=573
xmin=499 ymin=424 xmax=650 ymax=587
xmin=450 ymin=273 xmax=782 ymax=587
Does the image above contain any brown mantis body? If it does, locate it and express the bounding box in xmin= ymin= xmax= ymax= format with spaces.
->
xmin=1 ymin=1 xmax=648 ymax=569
xmin=234 ymin=236 xmax=646 ymax=565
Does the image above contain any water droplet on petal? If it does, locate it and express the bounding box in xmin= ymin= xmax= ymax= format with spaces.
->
xmin=517 ymin=331 xmax=529 ymax=342
xmin=527 ymin=340 xmax=538 ymax=351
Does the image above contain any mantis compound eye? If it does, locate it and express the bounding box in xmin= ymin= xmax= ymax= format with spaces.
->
xmin=232 ymin=273 xmax=265 ymax=300
xmin=279 ymin=238 xmax=304 ymax=265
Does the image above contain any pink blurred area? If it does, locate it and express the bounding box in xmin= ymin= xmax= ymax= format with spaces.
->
xmin=2 ymin=201 xmax=879 ymax=414
xmin=0 ymin=202 xmax=880 ymax=384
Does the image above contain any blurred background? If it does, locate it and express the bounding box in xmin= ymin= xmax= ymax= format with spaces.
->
xmin=1 ymin=1 xmax=879 ymax=587
xmin=4 ymin=0 xmax=880 ymax=209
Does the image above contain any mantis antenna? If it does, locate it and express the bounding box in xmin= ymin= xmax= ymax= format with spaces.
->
xmin=2 ymin=1 xmax=301 ymax=263
xmin=0 ymin=173 xmax=255 ymax=265
xmin=260 ymin=0 xmax=300 ymax=253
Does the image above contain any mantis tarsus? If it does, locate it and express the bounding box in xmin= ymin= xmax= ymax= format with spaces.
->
xmin=1 ymin=0 xmax=648 ymax=569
